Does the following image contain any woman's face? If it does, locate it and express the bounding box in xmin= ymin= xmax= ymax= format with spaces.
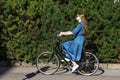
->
xmin=76 ymin=14 xmax=81 ymax=21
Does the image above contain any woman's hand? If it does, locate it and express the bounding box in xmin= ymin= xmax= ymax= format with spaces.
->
xmin=59 ymin=32 xmax=64 ymax=37
xmin=59 ymin=31 xmax=73 ymax=37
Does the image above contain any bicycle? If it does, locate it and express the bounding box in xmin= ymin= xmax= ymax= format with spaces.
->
xmin=36 ymin=35 xmax=99 ymax=76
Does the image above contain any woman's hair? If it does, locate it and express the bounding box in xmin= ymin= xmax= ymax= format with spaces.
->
xmin=77 ymin=13 xmax=88 ymax=34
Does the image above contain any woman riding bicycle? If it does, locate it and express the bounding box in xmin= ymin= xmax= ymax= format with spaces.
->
xmin=59 ymin=13 xmax=88 ymax=73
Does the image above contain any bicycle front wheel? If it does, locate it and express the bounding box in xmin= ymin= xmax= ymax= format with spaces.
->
xmin=36 ymin=51 xmax=60 ymax=75
xmin=78 ymin=52 xmax=99 ymax=76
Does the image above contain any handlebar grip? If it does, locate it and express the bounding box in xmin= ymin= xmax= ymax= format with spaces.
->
xmin=57 ymin=34 xmax=60 ymax=38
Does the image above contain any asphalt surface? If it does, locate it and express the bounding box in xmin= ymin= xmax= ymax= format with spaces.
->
xmin=0 ymin=66 xmax=120 ymax=80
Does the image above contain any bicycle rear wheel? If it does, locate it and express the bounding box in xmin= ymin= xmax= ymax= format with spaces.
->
xmin=36 ymin=51 xmax=60 ymax=75
xmin=78 ymin=51 xmax=99 ymax=76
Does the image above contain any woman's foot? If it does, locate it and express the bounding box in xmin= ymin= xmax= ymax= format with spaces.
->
xmin=71 ymin=64 xmax=79 ymax=73
xmin=65 ymin=58 xmax=70 ymax=61
xmin=61 ymin=58 xmax=70 ymax=62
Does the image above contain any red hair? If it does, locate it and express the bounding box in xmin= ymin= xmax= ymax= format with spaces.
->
xmin=77 ymin=13 xmax=88 ymax=34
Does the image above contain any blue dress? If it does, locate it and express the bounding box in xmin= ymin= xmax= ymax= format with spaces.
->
xmin=62 ymin=22 xmax=85 ymax=61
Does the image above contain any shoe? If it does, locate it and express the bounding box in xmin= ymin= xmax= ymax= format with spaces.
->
xmin=61 ymin=58 xmax=70 ymax=62
xmin=71 ymin=65 xmax=79 ymax=73
xmin=65 ymin=58 xmax=70 ymax=62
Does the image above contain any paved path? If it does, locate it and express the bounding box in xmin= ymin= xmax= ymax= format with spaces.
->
xmin=0 ymin=66 xmax=120 ymax=80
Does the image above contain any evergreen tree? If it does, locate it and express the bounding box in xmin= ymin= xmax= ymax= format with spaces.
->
xmin=0 ymin=0 xmax=120 ymax=63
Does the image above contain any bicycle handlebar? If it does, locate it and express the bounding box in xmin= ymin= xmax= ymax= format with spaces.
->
xmin=56 ymin=34 xmax=59 ymax=37
xmin=53 ymin=34 xmax=60 ymax=43
xmin=56 ymin=34 xmax=60 ymax=40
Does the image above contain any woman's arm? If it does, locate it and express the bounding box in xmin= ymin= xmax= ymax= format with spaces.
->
xmin=59 ymin=31 xmax=73 ymax=36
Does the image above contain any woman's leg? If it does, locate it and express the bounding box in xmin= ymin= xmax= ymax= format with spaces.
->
xmin=71 ymin=60 xmax=79 ymax=72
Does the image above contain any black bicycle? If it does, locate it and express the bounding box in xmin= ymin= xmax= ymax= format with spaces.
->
xmin=36 ymin=35 xmax=99 ymax=76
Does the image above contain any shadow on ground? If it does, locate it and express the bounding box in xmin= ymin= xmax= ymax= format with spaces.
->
xmin=93 ymin=67 xmax=105 ymax=76
xmin=22 ymin=71 xmax=39 ymax=80
xmin=22 ymin=68 xmax=68 ymax=80
xmin=0 ymin=66 xmax=12 ymax=77
xmin=74 ymin=67 xmax=105 ymax=76
xmin=22 ymin=67 xmax=104 ymax=80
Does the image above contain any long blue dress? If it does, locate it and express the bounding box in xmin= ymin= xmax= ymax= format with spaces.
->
xmin=62 ymin=22 xmax=85 ymax=61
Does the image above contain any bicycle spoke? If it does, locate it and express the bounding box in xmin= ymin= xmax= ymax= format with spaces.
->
xmin=36 ymin=52 xmax=60 ymax=75
xmin=78 ymin=52 xmax=99 ymax=75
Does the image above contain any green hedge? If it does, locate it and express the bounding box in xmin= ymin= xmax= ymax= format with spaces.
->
xmin=0 ymin=0 xmax=120 ymax=63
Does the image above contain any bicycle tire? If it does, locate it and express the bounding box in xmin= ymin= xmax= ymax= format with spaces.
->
xmin=78 ymin=51 xmax=99 ymax=76
xmin=36 ymin=51 xmax=60 ymax=75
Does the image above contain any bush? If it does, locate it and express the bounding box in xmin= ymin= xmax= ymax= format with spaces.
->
xmin=0 ymin=0 xmax=120 ymax=63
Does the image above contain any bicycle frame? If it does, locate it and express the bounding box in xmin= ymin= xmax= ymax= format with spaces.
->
xmin=52 ymin=35 xmax=70 ymax=63
xmin=36 ymin=35 xmax=99 ymax=75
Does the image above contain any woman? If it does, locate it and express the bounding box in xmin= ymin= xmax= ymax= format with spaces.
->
xmin=59 ymin=13 xmax=88 ymax=72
